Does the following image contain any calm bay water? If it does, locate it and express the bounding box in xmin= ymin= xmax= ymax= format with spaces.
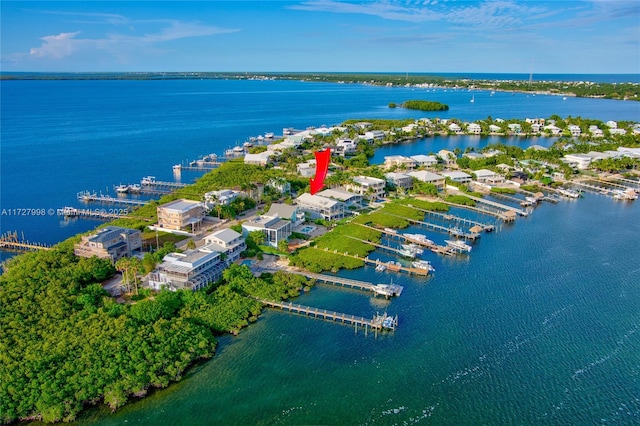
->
xmin=2 ymin=77 xmax=639 ymax=424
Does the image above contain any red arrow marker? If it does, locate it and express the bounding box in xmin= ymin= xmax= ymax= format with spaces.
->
xmin=310 ymin=148 xmax=331 ymax=195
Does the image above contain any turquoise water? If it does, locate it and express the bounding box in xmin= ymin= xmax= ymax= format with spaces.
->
xmin=2 ymin=78 xmax=639 ymax=424
xmin=72 ymin=194 xmax=640 ymax=425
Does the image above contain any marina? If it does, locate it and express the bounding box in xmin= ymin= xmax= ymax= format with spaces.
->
xmin=312 ymin=247 xmax=434 ymax=275
xmin=379 ymin=212 xmax=481 ymax=241
xmin=407 ymin=204 xmax=496 ymax=232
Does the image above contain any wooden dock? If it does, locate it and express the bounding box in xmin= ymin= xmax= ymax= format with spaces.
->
xmin=0 ymin=231 xmax=51 ymax=252
xmin=440 ymin=200 xmax=509 ymax=221
xmin=258 ymin=298 xmax=398 ymax=331
xmin=405 ymin=204 xmax=496 ymax=231
xmin=141 ymin=179 xmax=186 ymax=189
xmin=77 ymin=191 xmax=147 ymax=206
xmin=313 ymin=247 xmax=433 ymax=275
xmin=380 ymin=213 xmax=480 ymax=241
xmin=459 ymin=194 xmax=528 ymax=217
xmin=356 ymin=223 xmax=456 ymax=254
xmin=271 ymin=269 xmax=404 ymax=298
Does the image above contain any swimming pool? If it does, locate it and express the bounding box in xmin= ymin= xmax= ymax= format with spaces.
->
xmin=298 ymin=225 xmax=316 ymax=234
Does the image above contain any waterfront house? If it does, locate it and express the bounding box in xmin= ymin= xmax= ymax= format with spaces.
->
xmin=609 ymin=128 xmax=627 ymax=136
xmin=385 ymin=172 xmax=414 ymax=191
xmin=204 ymin=228 xmax=246 ymax=262
xmin=473 ymin=169 xmax=504 ymax=184
xmin=464 ymin=152 xmax=485 ymax=160
xmin=443 ymin=171 xmax=472 ymax=183
xmin=544 ymin=125 xmax=562 ymax=135
xmin=148 ymin=245 xmax=227 ymax=291
xmin=589 ymin=126 xmax=604 ymax=138
xmin=606 ymin=120 xmax=618 ymax=129
xmin=296 ymin=193 xmax=345 ymax=221
xmin=365 ymin=130 xmax=385 ymax=141
xmin=346 ymin=175 xmax=386 ymax=200
xmin=508 ymin=123 xmax=522 ymax=134
xmin=437 ymin=149 xmax=457 ymax=165
xmin=408 ymin=170 xmax=446 ymax=189
xmin=335 ymin=138 xmax=358 ymax=156
xmin=567 ymin=125 xmax=582 ymax=137
xmin=317 ymin=188 xmax=363 ymax=208
xmin=383 ymin=155 xmax=416 ymax=170
xmin=563 ymin=153 xmax=592 ymax=169
xmin=266 ymin=178 xmax=291 ymax=195
xmin=157 ymin=199 xmax=206 ymax=233
xmin=489 ymin=124 xmax=502 ymax=133
xmin=466 ymin=123 xmax=482 ymax=134
xmin=297 ymin=160 xmax=317 ymax=178
xmin=410 ymin=154 xmax=438 ymax=167
xmin=204 ymin=189 xmax=241 ymax=207
xmin=266 ymin=203 xmax=305 ymax=227
xmin=74 ymin=226 xmax=142 ymax=262
xmin=244 ymin=152 xmax=272 ymax=166
xmin=241 ymin=215 xmax=293 ymax=248
xmin=448 ymin=123 xmax=462 ymax=133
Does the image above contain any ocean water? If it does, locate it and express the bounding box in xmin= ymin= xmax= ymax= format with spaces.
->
xmin=2 ymin=78 xmax=640 ymax=424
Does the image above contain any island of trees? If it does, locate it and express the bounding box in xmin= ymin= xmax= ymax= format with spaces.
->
xmin=389 ymin=100 xmax=449 ymax=111
xmin=1 ymin=115 xmax=639 ymax=423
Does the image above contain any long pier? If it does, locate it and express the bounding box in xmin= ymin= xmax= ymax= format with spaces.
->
xmin=403 ymin=203 xmax=495 ymax=231
xmin=570 ymin=180 xmax=612 ymax=195
xmin=605 ymin=175 xmax=640 ymax=190
xmin=380 ymin=213 xmax=480 ymax=241
xmin=0 ymin=231 xmax=51 ymax=252
xmin=313 ymin=247 xmax=433 ymax=275
xmin=141 ymin=179 xmax=186 ymax=189
xmin=258 ymin=298 xmax=398 ymax=331
xmin=356 ymin=224 xmax=455 ymax=255
xmin=511 ymin=187 xmax=559 ymax=204
xmin=459 ymin=194 xmax=528 ymax=217
xmin=440 ymin=200 xmax=509 ymax=221
xmin=260 ymin=268 xmax=403 ymax=298
xmin=77 ymin=191 xmax=147 ymax=206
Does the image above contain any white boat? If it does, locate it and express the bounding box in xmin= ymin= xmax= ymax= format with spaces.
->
xmin=401 ymin=243 xmax=423 ymax=255
xmin=612 ymin=189 xmax=638 ymax=201
xmin=403 ymin=233 xmax=434 ymax=245
xmin=384 ymin=228 xmax=397 ymax=234
xmin=411 ymin=260 xmax=435 ymax=272
xmin=128 ymin=184 xmax=141 ymax=193
xmin=398 ymin=248 xmax=416 ymax=259
xmin=173 ymin=164 xmax=182 ymax=171
xmin=265 ymin=132 xmax=275 ymax=139
xmin=470 ymin=95 xmax=475 ymax=103
xmin=557 ymin=188 xmax=580 ymax=198
xmin=115 ymin=184 xmax=129 ymax=193
xmin=445 ymin=239 xmax=472 ymax=252
xmin=141 ymin=176 xmax=156 ymax=185
xmin=375 ymin=264 xmax=387 ymax=272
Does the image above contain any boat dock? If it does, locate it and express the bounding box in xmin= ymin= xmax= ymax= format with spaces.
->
xmin=440 ymin=200 xmax=510 ymax=221
xmin=459 ymin=194 xmax=528 ymax=217
xmin=404 ymin=203 xmax=495 ymax=231
xmin=260 ymin=268 xmax=403 ymax=298
xmin=77 ymin=191 xmax=147 ymax=206
xmin=141 ymin=177 xmax=186 ymax=189
xmin=258 ymin=298 xmax=398 ymax=332
xmin=0 ymin=231 xmax=51 ymax=252
xmin=605 ymin=175 xmax=640 ymax=190
xmin=313 ymin=247 xmax=433 ymax=275
xmin=380 ymin=213 xmax=481 ymax=240
xmin=356 ymin=224 xmax=456 ymax=255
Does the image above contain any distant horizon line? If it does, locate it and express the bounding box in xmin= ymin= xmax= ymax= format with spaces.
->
xmin=2 ymin=71 xmax=638 ymax=75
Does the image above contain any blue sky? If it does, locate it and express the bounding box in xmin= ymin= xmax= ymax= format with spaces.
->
xmin=1 ymin=1 xmax=639 ymax=73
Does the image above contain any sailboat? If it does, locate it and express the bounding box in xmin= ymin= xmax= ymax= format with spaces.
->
xmin=470 ymin=94 xmax=475 ymax=103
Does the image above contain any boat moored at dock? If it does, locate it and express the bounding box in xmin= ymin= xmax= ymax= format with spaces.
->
xmin=445 ymin=239 xmax=473 ymax=253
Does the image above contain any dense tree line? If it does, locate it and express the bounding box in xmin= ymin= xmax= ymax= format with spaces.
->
xmin=0 ymin=241 xmax=307 ymax=423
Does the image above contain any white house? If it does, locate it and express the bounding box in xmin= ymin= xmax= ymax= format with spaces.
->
xmin=544 ymin=125 xmax=562 ymax=135
xmin=385 ymin=172 xmax=414 ymax=191
xmin=297 ymin=160 xmax=316 ymax=178
xmin=473 ymin=169 xmax=504 ymax=184
xmin=489 ymin=124 xmax=502 ymax=133
xmin=567 ymin=125 xmax=582 ymax=137
xmin=317 ymin=188 xmax=363 ymax=207
xmin=204 ymin=189 xmax=241 ymax=207
xmin=157 ymin=199 xmax=206 ymax=233
xmin=563 ymin=153 xmax=592 ymax=169
xmin=448 ymin=123 xmax=462 ymax=133
xmin=408 ymin=170 xmax=446 ymax=189
xmin=296 ymin=193 xmax=345 ymax=221
xmin=466 ymin=123 xmax=482 ymax=134
xmin=606 ymin=120 xmax=618 ymax=129
xmin=204 ymin=228 xmax=246 ymax=262
xmin=242 ymin=215 xmax=293 ymax=248
xmin=244 ymin=152 xmax=272 ymax=166
xmin=438 ymin=149 xmax=456 ymax=164
xmin=347 ymin=176 xmax=386 ymax=199
xmin=266 ymin=203 xmax=305 ymax=227
xmin=410 ymin=154 xmax=438 ymax=167
xmin=384 ymin=155 xmax=416 ymax=170
xmin=149 ymin=245 xmax=228 ymax=291
xmin=335 ymin=138 xmax=358 ymax=156
xmin=443 ymin=171 xmax=472 ymax=183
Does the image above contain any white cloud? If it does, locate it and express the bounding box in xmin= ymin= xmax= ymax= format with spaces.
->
xmin=26 ymin=20 xmax=238 ymax=62
xmin=30 ymin=31 xmax=82 ymax=58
